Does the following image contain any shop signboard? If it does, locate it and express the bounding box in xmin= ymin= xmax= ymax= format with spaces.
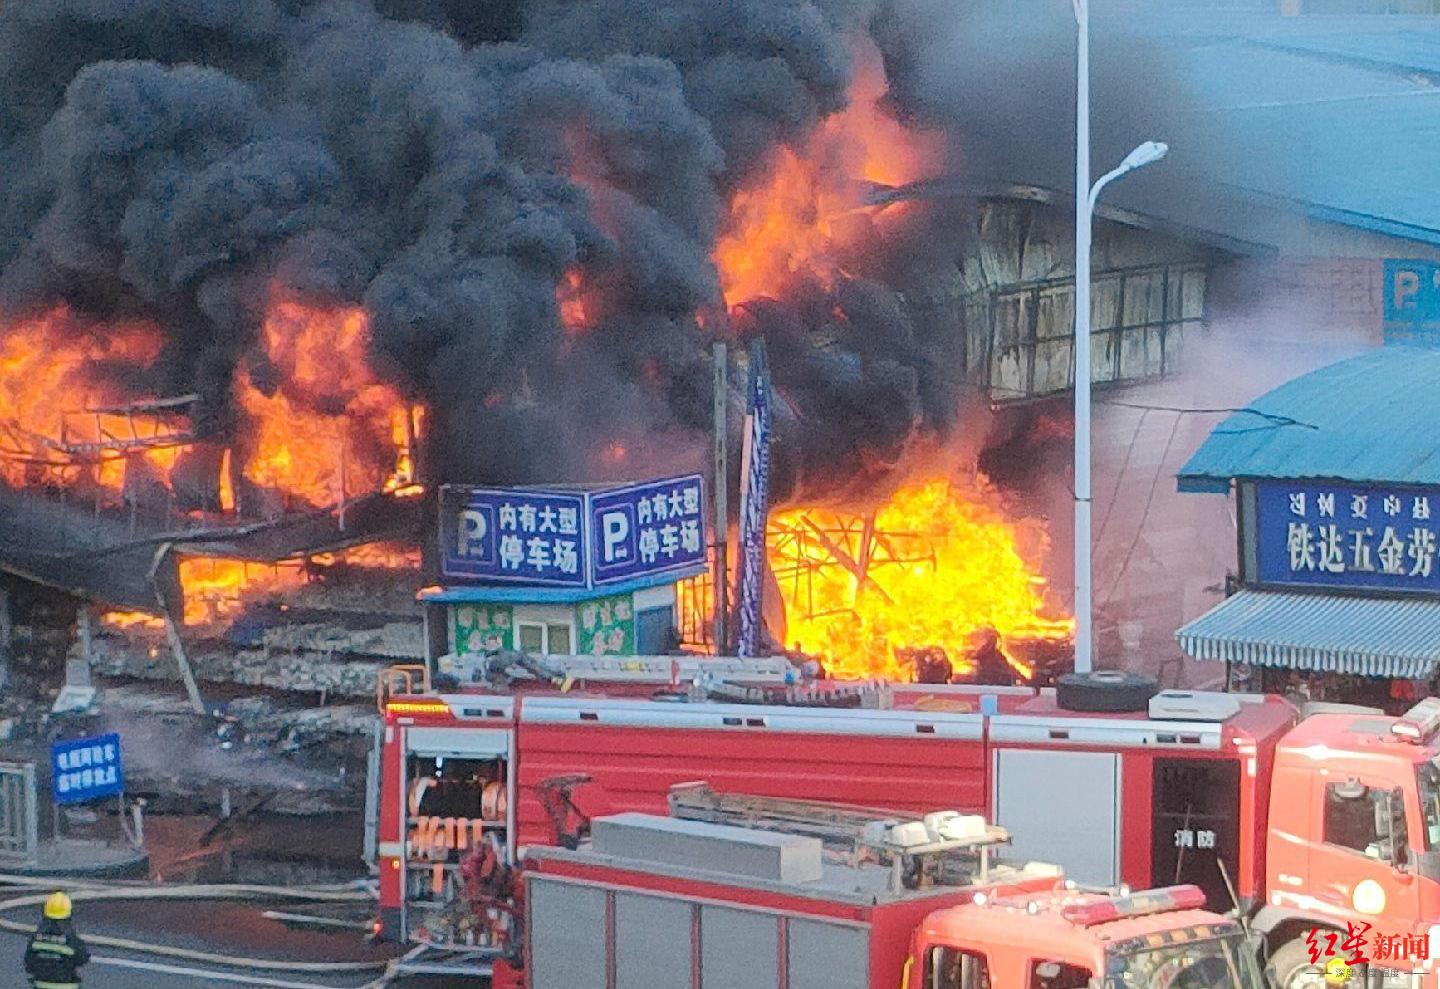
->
xmin=452 ymin=604 xmax=514 ymax=653
xmin=1255 ymin=479 xmax=1440 ymax=593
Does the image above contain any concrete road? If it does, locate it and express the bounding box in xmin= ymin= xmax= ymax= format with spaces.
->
xmin=0 ymin=898 xmax=485 ymax=989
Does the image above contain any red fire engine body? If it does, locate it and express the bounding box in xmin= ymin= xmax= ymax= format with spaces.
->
xmin=509 ymin=810 xmax=1262 ymax=989
xmin=372 ymin=658 xmax=1440 ymax=987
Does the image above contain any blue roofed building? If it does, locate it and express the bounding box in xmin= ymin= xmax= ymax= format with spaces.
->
xmin=904 ymin=4 xmax=1440 ymax=682
xmin=1172 ymin=348 xmax=1440 ymax=708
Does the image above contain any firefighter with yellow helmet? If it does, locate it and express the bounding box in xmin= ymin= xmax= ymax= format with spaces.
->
xmin=23 ymin=892 xmax=89 ymax=989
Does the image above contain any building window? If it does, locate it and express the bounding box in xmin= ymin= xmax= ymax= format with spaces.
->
xmin=546 ymin=623 xmax=571 ymax=654
xmin=517 ymin=622 xmax=574 ymax=655
xmin=518 ymin=623 xmax=544 ymax=653
xmin=636 ymin=605 xmax=676 ymax=654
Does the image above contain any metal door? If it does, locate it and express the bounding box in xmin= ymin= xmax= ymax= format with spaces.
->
xmin=0 ymin=763 xmax=38 ymax=865
xmin=994 ymin=749 xmax=1121 ymax=885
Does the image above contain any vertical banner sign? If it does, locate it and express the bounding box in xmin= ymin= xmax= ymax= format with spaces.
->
xmin=52 ymin=733 xmax=123 ymax=805
xmin=736 ymin=341 xmax=772 ymax=658
xmin=1383 ymin=259 xmax=1440 ymax=346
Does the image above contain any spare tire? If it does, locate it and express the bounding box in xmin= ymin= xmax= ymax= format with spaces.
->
xmin=1056 ymin=670 xmax=1159 ymax=713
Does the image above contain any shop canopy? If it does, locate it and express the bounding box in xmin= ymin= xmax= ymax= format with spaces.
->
xmin=1177 ymin=589 xmax=1440 ymax=680
xmin=1177 ymin=348 xmax=1440 ymax=494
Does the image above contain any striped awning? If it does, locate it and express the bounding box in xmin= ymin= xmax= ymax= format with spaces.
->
xmin=1176 ymin=589 xmax=1440 ymax=680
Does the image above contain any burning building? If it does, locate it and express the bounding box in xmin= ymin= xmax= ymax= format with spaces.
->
xmin=3 ymin=0 xmax=1269 ymax=694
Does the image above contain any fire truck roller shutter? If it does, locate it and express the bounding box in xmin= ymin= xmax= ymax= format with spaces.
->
xmin=994 ymin=749 xmax=1121 ymax=886
xmin=405 ymin=727 xmax=508 ymax=758
xmin=530 ymin=877 xmax=607 ymax=989
xmin=787 ymin=919 xmax=869 ymax=989
xmin=615 ymin=891 xmax=694 ymax=989
xmin=701 ymin=906 xmax=779 ymax=989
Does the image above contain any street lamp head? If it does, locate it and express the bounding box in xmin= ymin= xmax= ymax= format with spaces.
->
xmin=1120 ymin=141 xmax=1168 ymax=172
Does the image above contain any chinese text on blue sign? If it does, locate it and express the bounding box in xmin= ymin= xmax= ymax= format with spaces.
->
xmin=1255 ymin=480 xmax=1440 ymax=593
xmin=1383 ymin=259 xmax=1440 ymax=345
xmin=590 ymin=475 xmax=706 ymax=585
xmin=51 ymin=733 xmax=123 ymax=805
xmin=441 ymin=487 xmax=587 ymax=586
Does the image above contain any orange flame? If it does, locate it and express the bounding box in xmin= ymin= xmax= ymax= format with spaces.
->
xmin=235 ymin=298 xmax=422 ymax=508
xmin=769 ymin=478 xmax=1072 ymax=681
xmin=98 ymin=610 xmax=166 ymax=631
xmin=0 ymin=305 xmax=179 ymax=491
xmin=177 ymin=542 xmax=422 ymax=627
xmin=2 ymin=300 xmax=423 ymax=512
xmin=557 ymin=268 xmax=596 ymax=335
xmin=713 ymin=39 xmax=943 ymax=308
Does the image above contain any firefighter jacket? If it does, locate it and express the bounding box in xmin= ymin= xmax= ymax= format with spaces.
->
xmin=24 ymin=917 xmax=89 ymax=988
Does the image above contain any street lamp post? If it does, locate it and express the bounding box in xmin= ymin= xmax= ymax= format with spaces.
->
xmin=1071 ymin=0 xmax=1167 ymax=675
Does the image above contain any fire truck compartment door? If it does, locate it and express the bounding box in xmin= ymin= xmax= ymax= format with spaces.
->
xmin=994 ymin=749 xmax=1120 ymax=886
xmin=530 ymin=877 xmax=607 ymax=989
xmin=404 ymin=726 xmax=509 ymax=759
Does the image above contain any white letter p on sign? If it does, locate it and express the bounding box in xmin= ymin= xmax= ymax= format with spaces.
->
xmin=601 ymin=510 xmax=629 ymax=562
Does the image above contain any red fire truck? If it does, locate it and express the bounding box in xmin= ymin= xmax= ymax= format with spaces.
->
xmin=506 ymin=803 xmax=1265 ymax=989
xmin=369 ymin=655 xmax=1440 ymax=987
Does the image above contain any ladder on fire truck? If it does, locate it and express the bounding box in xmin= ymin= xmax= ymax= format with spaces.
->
xmin=426 ymin=650 xmax=895 ymax=707
xmin=667 ymin=782 xmax=1013 ymax=890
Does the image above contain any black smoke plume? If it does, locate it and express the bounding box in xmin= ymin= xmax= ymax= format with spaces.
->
xmin=0 ymin=0 xmax=1195 ymax=508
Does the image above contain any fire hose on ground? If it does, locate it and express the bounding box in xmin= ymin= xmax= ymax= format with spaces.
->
xmin=0 ymin=873 xmax=404 ymax=987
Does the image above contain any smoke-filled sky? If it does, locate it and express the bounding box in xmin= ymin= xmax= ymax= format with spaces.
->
xmin=0 ymin=0 xmax=1206 ymax=505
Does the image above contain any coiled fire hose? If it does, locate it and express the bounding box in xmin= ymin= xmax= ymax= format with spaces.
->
xmin=0 ymin=874 xmax=395 ymax=983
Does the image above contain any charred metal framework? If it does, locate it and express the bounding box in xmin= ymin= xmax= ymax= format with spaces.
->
xmin=767 ymin=510 xmax=934 ymax=621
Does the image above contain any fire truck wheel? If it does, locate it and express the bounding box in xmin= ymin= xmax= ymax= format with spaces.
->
xmin=1268 ymin=937 xmax=1362 ymax=989
xmin=1054 ymin=671 xmax=1158 ymax=712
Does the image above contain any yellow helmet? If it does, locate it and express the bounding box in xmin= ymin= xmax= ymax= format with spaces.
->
xmin=42 ymin=891 xmax=71 ymax=920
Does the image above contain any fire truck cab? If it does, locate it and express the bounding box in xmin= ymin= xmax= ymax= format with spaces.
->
xmin=914 ymin=887 xmax=1264 ymax=989
xmin=1257 ymin=699 xmax=1440 ymax=986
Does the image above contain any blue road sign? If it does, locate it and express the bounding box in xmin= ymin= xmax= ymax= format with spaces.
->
xmin=51 ymin=733 xmax=123 ymax=805
xmin=589 ymin=475 xmax=707 ymax=586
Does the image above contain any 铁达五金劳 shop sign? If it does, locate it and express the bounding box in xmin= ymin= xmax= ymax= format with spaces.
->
xmin=1255 ymin=480 xmax=1440 ymax=594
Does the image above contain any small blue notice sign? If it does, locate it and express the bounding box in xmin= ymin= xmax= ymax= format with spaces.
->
xmin=1383 ymin=259 xmax=1440 ymax=345
xmin=51 ymin=733 xmax=123 ymax=805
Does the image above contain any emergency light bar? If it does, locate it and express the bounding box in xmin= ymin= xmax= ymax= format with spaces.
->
xmin=386 ymin=699 xmax=453 ymax=717
xmin=1392 ymin=698 xmax=1440 ymax=744
xmin=1060 ymin=885 xmax=1207 ymax=927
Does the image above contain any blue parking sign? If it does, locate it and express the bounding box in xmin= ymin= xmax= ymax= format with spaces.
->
xmin=1384 ymin=259 xmax=1440 ymax=345
xmin=589 ymin=474 xmax=706 ymax=585
xmin=51 ymin=733 xmax=123 ymax=805
xmin=440 ymin=486 xmax=588 ymax=586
